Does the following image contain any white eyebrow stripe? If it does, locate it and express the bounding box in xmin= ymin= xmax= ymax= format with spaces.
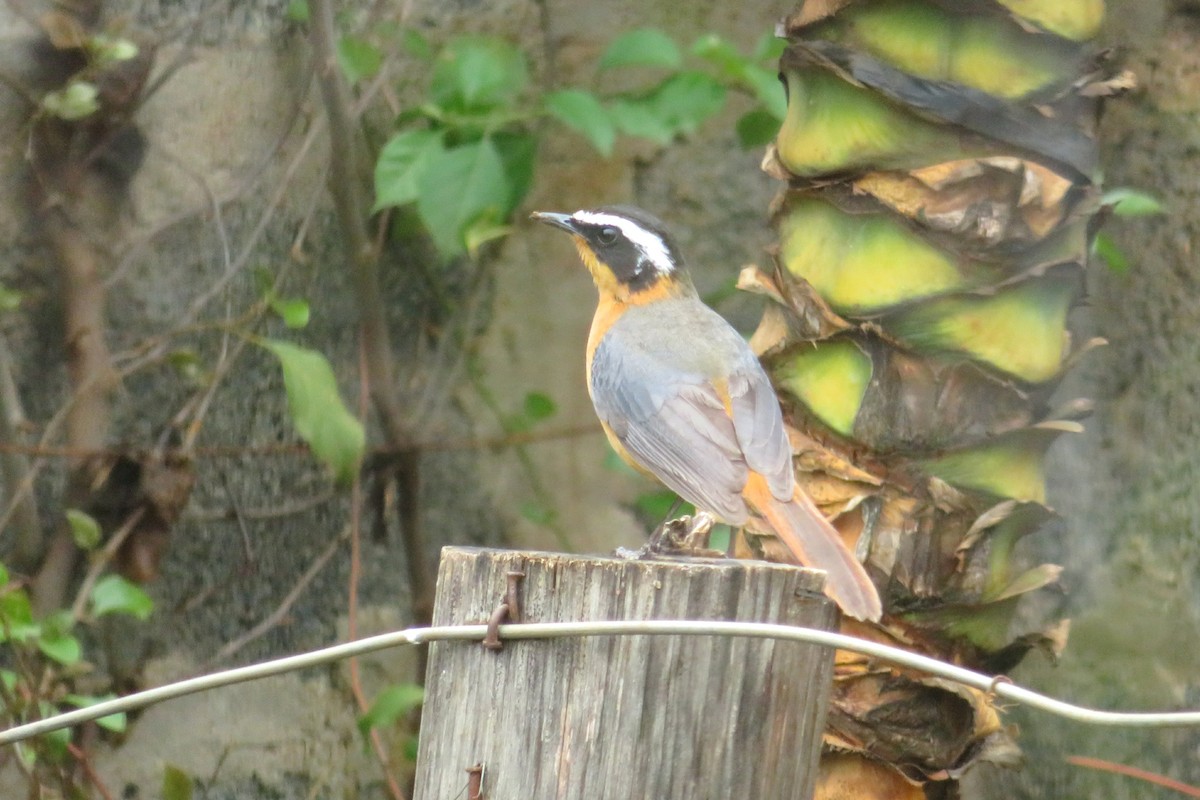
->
xmin=572 ymin=210 xmax=674 ymax=274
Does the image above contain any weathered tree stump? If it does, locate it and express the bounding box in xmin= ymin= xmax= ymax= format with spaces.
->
xmin=412 ymin=547 xmax=838 ymax=800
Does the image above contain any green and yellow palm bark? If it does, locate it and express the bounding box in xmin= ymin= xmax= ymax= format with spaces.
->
xmin=739 ymin=1 xmax=1122 ymax=795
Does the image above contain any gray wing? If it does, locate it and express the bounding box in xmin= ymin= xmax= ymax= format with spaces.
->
xmin=590 ymin=318 xmax=794 ymax=523
xmin=726 ymin=364 xmax=794 ymax=501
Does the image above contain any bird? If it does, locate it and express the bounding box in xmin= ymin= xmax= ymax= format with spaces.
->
xmin=531 ymin=205 xmax=882 ymax=621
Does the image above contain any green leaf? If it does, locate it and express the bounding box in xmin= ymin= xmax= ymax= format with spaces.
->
xmin=270 ymin=297 xmax=311 ymax=329
xmin=90 ymin=574 xmax=155 ymax=620
xmin=751 ymin=30 xmax=786 ymax=62
xmin=403 ymin=734 xmax=419 ymax=762
xmin=14 ymin=742 xmax=35 ymax=769
xmin=337 ymin=37 xmax=383 ymax=85
xmin=464 ymin=219 xmax=512 ymax=256
xmin=65 ymin=508 xmax=102 ymax=550
xmin=37 ymin=615 xmax=81 ymax=665
xmin=38 ymin=704 xmax=71 ymax=758
xmin=373 ymin=129 xmax=444 ymax=211
xmin=544 ymin=89 xmax=615 ymax=157
xmin=357 ymin=683 xmax=424 ymax=736
xmin=261 ymin=340 xmax=365 ymax=484
xmin=402 ymin=29 xmax=432 ymax=60
xmin=0 ymin=562 xmax=8 ymax=587
xmin=691 ymin=34 xmax=744 ymax=75
xmin=689 ymin=35 xmax=784 ymax=118
xmin=431 ymin=35 xmax=527 ymax=112
xmin=0 ymin=589 xmax=38 ymax=641
xmin=644 ymin=72 xmax=727 ymax=137
xmin=736 ymin=109 xmax=781 ymax=148
xmin=523 ymin=392 xmax=557 ymax=422
xmin=65 ymin=695 xmax=128 ymax=732
xmin=983 ymin=563 xmax=1062 ymax=603
xmin=599 ymin=29 xmax=681 ymax=70
xmin=1103 ymin=188 xmax=1166 ymax=217
xmin=416 ymin=137 xmax=510 ymax=258
xmin=0 ymin=282 xmax=23 ymax=313
xmin=42 ymin=81 xmax=99 ymax=120
xmin=607 ymin=99 xmax=674 ymax=145
xmin=89 ymin=35 xmax=138 ymax=65
xmin=519 ymin=500 xmax=556 ymax=526
xmin=707 ymin=525 xmax=731 ymax=553
xmin=634 ymin=489 xmax=693 ymax=520
xmin=162 ymin=764 xmax=194 ymax=800
xmin=1092 ymin=232 xmax=1129 ymax=275
xmin=167 ymin=349 xmax=207 ymax=385
xmin=284 ymin=0 xmax=308 ymax=22
xmin=740 ymin=64 xmax=787 ymax=120
xmin=491 ymin=131 xmax=537 ymax=213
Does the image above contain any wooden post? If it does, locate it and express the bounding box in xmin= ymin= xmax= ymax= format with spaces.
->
xmin=412 ymin=547 xmax=838 ymax=800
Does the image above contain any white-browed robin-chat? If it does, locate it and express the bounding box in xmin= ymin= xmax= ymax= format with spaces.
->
xmin=533 ymin=205 xmax=882 ymax=621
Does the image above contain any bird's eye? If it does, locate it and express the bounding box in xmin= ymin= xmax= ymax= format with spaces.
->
xmin=597 ymin=226 xmax=619 ymax=245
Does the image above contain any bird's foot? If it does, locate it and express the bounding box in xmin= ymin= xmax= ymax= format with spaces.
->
xmin=617 ymin=512 xmax=723 ymax=559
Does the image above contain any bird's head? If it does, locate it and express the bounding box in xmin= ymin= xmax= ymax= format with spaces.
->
xmin=532 ymin=205 xmax=695 ymax=304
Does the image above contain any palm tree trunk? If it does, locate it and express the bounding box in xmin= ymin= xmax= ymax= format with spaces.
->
xmin=749 ymin=1 xmax=1123 ymax=795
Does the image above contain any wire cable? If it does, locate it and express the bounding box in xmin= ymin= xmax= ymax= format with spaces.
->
xmin=3 ymin=619 xmax=1199 ymax=745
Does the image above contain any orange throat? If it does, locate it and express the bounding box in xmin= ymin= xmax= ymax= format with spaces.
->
xmin=584 ymin=279 xmax=686 ymax=381
xmin=574 ymin=233 xmax=690 ymax=383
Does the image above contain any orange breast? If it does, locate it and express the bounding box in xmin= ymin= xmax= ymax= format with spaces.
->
xmin=586 ymin=294 xmax=625 ymax=389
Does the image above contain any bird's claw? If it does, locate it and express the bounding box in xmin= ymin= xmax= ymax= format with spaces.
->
xmin=613 ymin=512 xmax=724 ymax=560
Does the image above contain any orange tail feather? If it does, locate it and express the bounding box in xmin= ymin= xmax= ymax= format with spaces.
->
xmin=744 ymin=474 xmax=882 ymax=621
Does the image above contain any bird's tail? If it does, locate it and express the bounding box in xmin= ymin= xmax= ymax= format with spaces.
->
xmin=745 ymin=474 xmax=882 ymax=621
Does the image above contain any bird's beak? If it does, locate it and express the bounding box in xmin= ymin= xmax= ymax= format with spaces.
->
xmin=530 ymin=211 xmax=578 ymax=234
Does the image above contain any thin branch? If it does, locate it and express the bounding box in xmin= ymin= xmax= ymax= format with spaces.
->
xmin=308 ymin=0 xmax=433 ymax=628
xmin=0 ymin=334 xmax=42 ymax=569
xmin=66 ymin=742 xmax=116 ymax=800
xmin=0 ymin=422 xmax=602 ymax=459
xmin=1065 ymin=755 xmax=1200 ymax=798
xmin=184 ymin=490 xmax=335 ymax=522
xmin=220 ymin=470 xmax=256 ymax=563
xmin=69 ymin=507 xmax=146 ymax=622
xmin=0 ymin=68 xmax=39 ymax=107
xmin=347 ymin=371 xmax=408 ymax=800
xmin=4 ymin=619 xmax=1200 ymax=746
xmin=204 ymin=525 xmax=349 ymax=668
xmin=307 ymin=0 xmax=408 ymax=446
xmin=31 ymin=203 xmax=120 ymax=614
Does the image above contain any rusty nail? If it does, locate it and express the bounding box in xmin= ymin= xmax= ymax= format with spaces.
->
xmin=504 ymin=570 xmax=525 ymax=623
xmin=481 ymin=602 xmax=509 ymax=651
xmin=466 ymin=762 xmax=485 ymax=799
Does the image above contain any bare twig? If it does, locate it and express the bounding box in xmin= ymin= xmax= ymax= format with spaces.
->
xmin=1065 ymin=755 xmax=1200 ymax=798
xmin=205 ymin=524 xmax=349 ymax=667
xmin=307 ymin=0 xmax=433 ymax=626
xmin=66 ymin=742 xmax=116 ymax=800
xmin=31 ymin=204 xmax=120 ymax=614
xmin=0 ymin=334 xmax=42 ymax=569
xmin=184 ymin=489 xmax=335 ymax=522
xmin=0 ymin=391 xmax=76 ymax=552
xmin=69 ymin=507 xmax=146 ymax=622
xmin=307 ymin=0 xmax=406 ymax=445
xmin=347 ymin=362 xmax=408 ymax=799
xmin=0 ymin=422 xmax=603 ymax=460
xmin=220 ymin=471 xmax=257 ymax=563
